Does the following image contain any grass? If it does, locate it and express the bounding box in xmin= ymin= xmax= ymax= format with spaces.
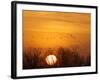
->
xmin=23 ymin=47 xmax=90 ymax=69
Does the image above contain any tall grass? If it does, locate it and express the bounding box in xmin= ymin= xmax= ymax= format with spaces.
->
xmin=23 ymin=47 xmax=90 ymax=69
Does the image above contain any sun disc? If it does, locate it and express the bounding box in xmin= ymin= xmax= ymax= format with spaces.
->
xmin=45 ymin=55 xmax=57 ymax=66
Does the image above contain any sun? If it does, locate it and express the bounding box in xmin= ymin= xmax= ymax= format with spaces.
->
xmin=45 ymin=55 xmax=57 ymax=66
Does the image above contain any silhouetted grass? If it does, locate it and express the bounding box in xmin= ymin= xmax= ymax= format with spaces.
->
xmin=23 ymin=47 xmax=90 ymax=69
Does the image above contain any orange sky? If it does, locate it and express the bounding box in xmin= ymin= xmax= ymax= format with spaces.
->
xmin=23 ymin=10 xmax=91 ymax=56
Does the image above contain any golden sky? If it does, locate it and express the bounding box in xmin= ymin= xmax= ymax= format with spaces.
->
xmin=23 ymin=10 xmax=90 ymax=56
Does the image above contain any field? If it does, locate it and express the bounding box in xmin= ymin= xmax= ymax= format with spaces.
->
xmin=23 ymin=47 xmax=90 ymax=69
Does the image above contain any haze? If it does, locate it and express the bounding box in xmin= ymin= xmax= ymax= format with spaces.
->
xmin=23 ymin=10 xmax=91 ymax=57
